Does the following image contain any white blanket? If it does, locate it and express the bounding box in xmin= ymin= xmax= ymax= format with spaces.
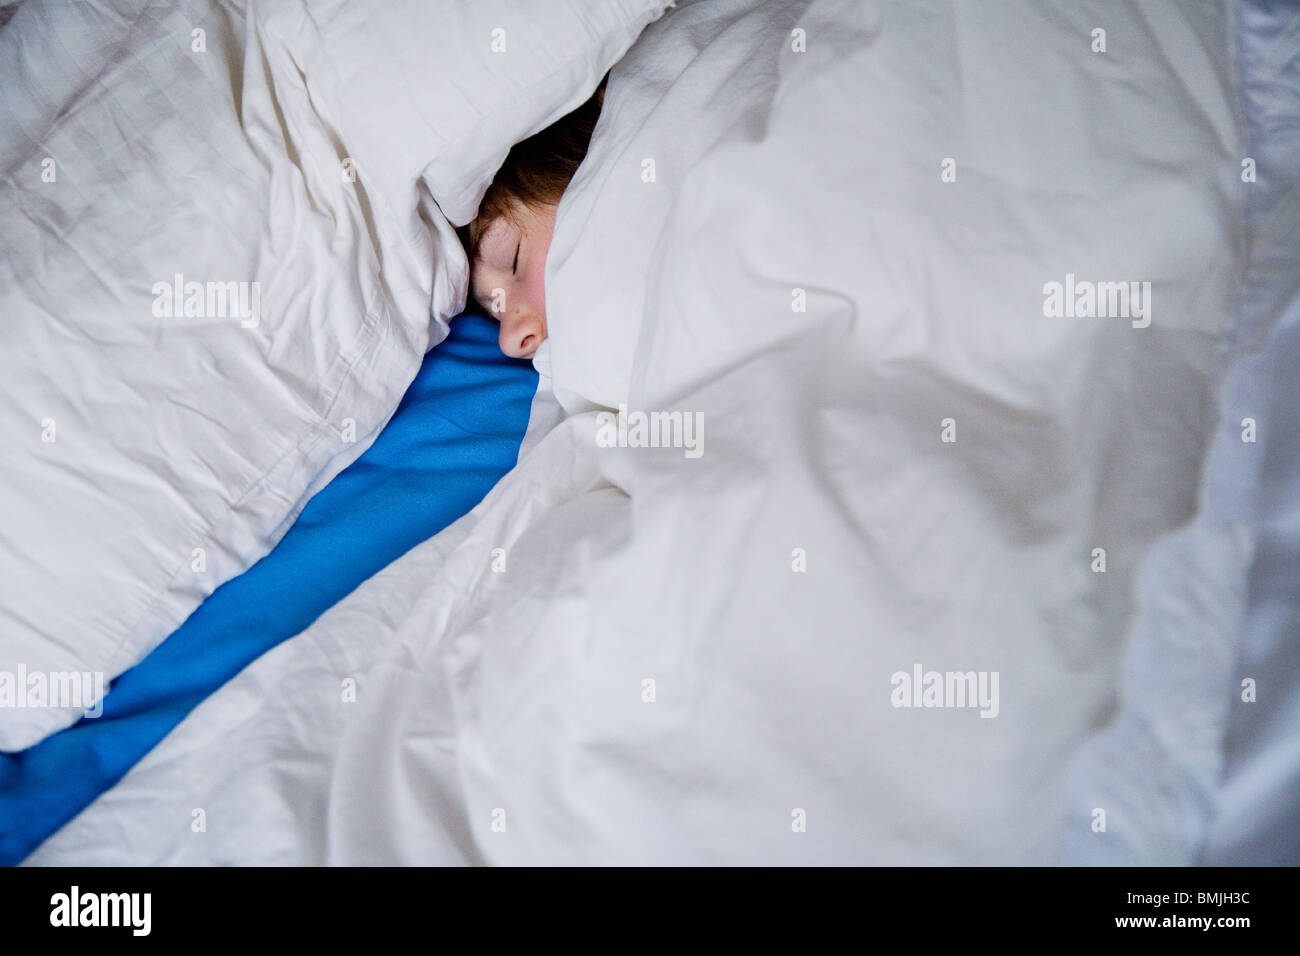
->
xmin=31 ymin=0 xmax=1253 ymax=864
xmin=0 ymin=0 xmax=664 ymax=751
xmin=0 ymin=0 xmax=457 ymax=748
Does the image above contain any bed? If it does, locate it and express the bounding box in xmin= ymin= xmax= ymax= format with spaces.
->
xmin=1 ymin=311 xmax=537 ymax=864
xmin=3 ymin=0 xmax=1298 ymax=865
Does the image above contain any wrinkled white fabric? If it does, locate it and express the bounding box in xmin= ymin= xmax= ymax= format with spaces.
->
xmin=0 ymin=0 xmax=668 ymax=750
xmin=32 ymin=0 xmax=1260 ymax=864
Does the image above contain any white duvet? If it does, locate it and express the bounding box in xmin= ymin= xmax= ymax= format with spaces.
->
xmin=0 ymin=0 xmax=453 ymax=749
xmin=31 ymin=0 xmax=1257 ymax=864
xmin=0 ymin=0 xmax=666 ymax=751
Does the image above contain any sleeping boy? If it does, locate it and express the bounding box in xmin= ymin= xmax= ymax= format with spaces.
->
xmin=458 ymin=79 xmax=605 ymax=360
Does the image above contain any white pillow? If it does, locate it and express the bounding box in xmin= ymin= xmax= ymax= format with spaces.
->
xmin=0 ymin=0 xmax=668 ymax=751
xmin=263 ymin=0 xmax=675 ymax=228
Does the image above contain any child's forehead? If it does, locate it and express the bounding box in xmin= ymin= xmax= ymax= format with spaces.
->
xmin=478 ymin=215 xmax=512 ymax=242
xmin=474 ymin=216 xmax=515 ymax=260
xmin=469 ymin=213 xmax=518 ymax=260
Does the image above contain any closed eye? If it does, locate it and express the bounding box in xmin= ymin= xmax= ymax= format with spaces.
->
xmin=512 ymin=242 xmax=519 ymax=275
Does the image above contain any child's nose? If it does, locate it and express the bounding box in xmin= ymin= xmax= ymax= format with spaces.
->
xmin=500 ymin=308 xmax=546 ymax=360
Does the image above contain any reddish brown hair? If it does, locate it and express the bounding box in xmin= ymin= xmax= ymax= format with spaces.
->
xmin=459 ymin=77 xmax=606 ymax=260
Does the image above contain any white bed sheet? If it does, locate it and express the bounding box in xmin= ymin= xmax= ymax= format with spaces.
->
xmin=0 ymin=0 xmax=668 ymax=752
xmin=0 ymin=0 xmax=449 ymax=749
xmin=1199 ymin=0 xmax=1300 ymax=866
xmin=30 ymin=0 xmax=1285 ymax=865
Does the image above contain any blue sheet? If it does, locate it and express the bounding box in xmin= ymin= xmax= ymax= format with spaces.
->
xmin=0 ymin=312 xmax=535 ymax=865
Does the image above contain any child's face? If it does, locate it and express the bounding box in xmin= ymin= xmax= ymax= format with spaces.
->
xmin=469 ymin=200 xmax=557 ymax=360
